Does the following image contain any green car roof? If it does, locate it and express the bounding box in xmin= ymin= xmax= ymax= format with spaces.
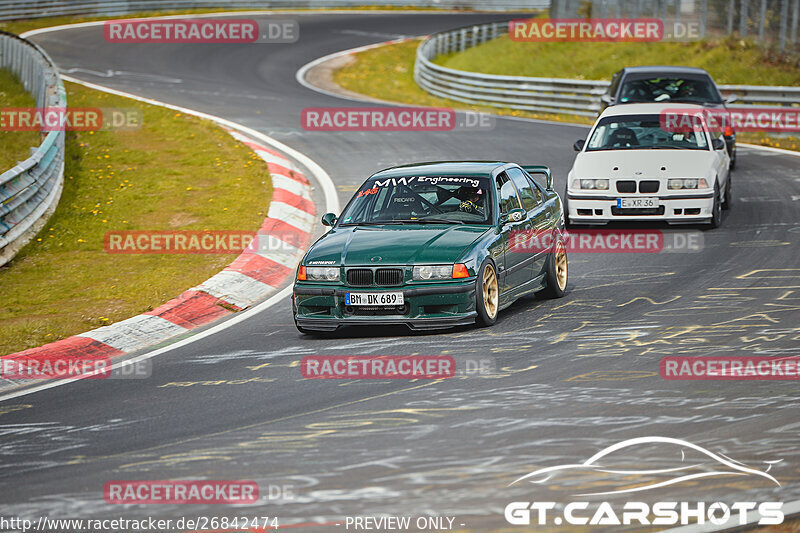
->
xmin=370 ymin=161 xmax=508 ymax=179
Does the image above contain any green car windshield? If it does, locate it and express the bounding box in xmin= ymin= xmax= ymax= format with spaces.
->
xmin=339 ymin=175 xmax=494 ymax=225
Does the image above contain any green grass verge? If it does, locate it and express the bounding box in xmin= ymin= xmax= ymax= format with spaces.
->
xmin=333 ymin=39 xmax=593 ymax=126
xmin=0 ymin=68 xmax=40 ymax=170
xmin=333 ymin=38 xmax=800 ymax=151
xmin=0 ymin=81 xmax=272 ymax=355
xmin=436 ymin=35 xmax=800 ymax=85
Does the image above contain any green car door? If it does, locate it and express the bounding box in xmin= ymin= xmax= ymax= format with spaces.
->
xmin=496 ymin=171 xmax=535 ymax=292
xmin=507 ymin=167 xmax=551 ymax=280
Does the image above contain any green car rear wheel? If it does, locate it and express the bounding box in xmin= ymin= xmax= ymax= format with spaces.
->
xmin=476 ymin=259 xmax=499 ymax=327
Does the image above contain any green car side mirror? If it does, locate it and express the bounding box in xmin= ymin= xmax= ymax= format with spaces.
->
xmin=321 ymin=213 xmax=338 ymax=227
xmin=501 ymin=208 xmax=527 ymax=225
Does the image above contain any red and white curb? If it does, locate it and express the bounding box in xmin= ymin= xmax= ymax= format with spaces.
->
xmin=1 ymin=129 xmax=316 ymax=384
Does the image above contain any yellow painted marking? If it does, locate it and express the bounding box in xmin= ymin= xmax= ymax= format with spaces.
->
xmin=245 ymin=362 xmax=272 ymax=371
xmin=617 ymin=296 xmax=681 ymax=307
xmin=56 ymin=380 xmax=441 ymax=466
xmin=566 ymin=370 xmax=657 ymax=381
xmin=158 ymin=377 xmax=275 ymax=387
xmin=0 ymin=404 xmax=31 ymax=416
xmin=736 ymin=269 xmax=800 ymax=279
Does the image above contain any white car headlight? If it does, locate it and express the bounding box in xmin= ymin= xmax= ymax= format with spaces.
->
xmin=413 ymin=265 xmax=452 ymax=280
xmin=668 ymin=178 xmax=709 ymax=190
xmin=306 ymin=266 xmax=340 ymax=282
xmin=572 ymin=179 xmax=609 ymax=190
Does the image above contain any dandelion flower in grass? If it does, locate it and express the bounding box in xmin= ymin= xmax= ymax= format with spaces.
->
xmin=77 ymin=239 xmax=85 ymax=243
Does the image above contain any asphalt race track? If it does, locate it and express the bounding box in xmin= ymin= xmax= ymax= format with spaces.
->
xmin=3 ymin=11 xmax=800 ymax=531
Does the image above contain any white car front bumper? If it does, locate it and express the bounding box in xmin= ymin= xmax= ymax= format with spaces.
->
xmin=566 ymin=192 xmax=715 ymax=224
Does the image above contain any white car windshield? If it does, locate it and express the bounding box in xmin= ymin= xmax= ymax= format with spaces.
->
xmin=586 ymin=113 xmax=709 ymax=151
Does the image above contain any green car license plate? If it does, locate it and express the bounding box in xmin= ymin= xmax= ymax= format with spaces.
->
xmin=345 ymin=292 xmax=404 ymax=306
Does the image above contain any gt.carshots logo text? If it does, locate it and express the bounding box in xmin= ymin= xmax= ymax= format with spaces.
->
xmin=505 ymin=501 xmax=783 ymax=526
xmin=505 ymin=437 xmax=784 ymax=527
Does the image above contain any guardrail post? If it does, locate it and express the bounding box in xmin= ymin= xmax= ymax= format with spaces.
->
xmin=779 ymin=0 xmax=789 ymax=50
xmin=700 ymin=0 xmax=708 ymax=37
xmin=740 ymin=0 xmax=750 ymax=37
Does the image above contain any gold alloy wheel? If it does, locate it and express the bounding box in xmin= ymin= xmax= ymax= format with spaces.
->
xmin=555 ymin=241 xmax=568 ymax=291
xmin=482 ymin=264 xmax=499 ymax=319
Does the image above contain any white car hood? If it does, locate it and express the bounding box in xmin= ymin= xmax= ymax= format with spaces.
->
xmin=572 ymin=149 xmax=716 ymax=179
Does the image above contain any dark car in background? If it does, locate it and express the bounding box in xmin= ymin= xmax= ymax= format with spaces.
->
xmin=600 ymin=66 xmax=738 ymax=167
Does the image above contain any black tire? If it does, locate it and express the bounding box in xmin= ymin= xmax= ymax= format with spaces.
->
xmin=729 ymin=147 xmax=737 ymax=169
xmin=708 ymin=182 xmax=722 ymax=228
xmin=722 ymin=176 xmax=732 ymax=210
xmin=563 ymin=197 xmax=573 ymax=227
xmin=475 ymin=259 xmax=499 ymax=327
xmin=535 ymin=237 xmax=568 ymax=299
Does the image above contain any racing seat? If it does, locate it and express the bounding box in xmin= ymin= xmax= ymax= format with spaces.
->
xmin=607 ymin=127 xmax=640 ymax=148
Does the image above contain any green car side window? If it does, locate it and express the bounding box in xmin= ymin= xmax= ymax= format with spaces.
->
xmin=507 ymin=167 xmax=539 ymax=211
xmin=496 ymin=173 xmax=522 ymax=215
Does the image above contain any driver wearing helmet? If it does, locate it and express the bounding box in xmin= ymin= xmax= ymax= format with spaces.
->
xmin=457 ymin=186 xmax=484 ymax=215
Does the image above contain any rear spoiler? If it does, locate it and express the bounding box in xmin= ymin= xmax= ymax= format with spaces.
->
xmin=521 ymin=165 xmax=553 ymax=191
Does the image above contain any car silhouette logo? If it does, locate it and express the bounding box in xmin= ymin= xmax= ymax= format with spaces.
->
xmin=509 ymin=436 xmax=781 ymax=497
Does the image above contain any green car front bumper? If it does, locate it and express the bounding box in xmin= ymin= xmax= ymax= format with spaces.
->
xmin=293 ymin=280 xmax=478 ymax=331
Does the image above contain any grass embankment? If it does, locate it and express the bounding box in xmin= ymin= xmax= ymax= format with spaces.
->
xmin=334 ymin=37 xmax=800 ymax=150
xmin=0 ymin=68 xmax=40 ymax=169
xmin=0 ymin=81 xmax=272 ymax=355
xmin=333 ymin=39 xmax=593 ymax=125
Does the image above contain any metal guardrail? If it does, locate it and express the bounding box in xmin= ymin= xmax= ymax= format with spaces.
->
xmin=0 ymin=0 xmax=550 ymax=21
xmin=0 ymin=30 xmax=65 ymax=267
xmin=414 ymin=21 xmax=800 ymax=117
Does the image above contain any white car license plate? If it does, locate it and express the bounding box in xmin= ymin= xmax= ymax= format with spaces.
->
xmin=617 ymin=197 xmax=659 ymax=209
xmin=345 ymin=292 xmax=404 ymax=306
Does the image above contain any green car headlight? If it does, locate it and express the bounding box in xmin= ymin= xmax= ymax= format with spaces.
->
xmin=572 ymin=179 xmax=609 ymax=190
xmin=413 ymin=265 xmax=452 ymax=280
xmin=306 ymin=266 xmax=340 ymax=282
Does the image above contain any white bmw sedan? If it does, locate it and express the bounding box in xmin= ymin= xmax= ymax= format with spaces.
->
xmin=566 ymin=103 xmax=731 ymax=227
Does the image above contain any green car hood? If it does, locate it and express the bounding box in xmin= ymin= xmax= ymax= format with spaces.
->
xmin=306 ymin=225 xmax=491 ymax=266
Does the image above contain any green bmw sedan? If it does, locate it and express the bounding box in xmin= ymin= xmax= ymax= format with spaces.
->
xmin=292 ymin=161 xmax=568 ymax=333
